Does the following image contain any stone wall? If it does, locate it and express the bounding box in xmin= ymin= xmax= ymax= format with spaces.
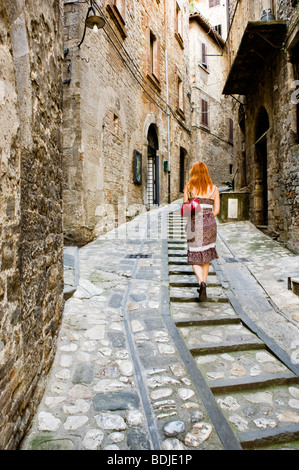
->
xmin=63 ymin=0 xmax=192 ymax=245
xmin=224 ymin=0 xmax=299 ymax=252
xmin=0 ymin=0 xmax=64 ymax=449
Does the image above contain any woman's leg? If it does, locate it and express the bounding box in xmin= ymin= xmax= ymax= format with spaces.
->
xmin=202 ymin=263 xmax=210 ymax=283
xmin=192 ymin=263 xmax=210 ymax=285
xmin=192 ymin=265 xmax=203 ymax=284
xmin=193 ymin=263 xmax=210 ymax=301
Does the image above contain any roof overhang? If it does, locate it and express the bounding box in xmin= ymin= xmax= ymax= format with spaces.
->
xmin=223 ymin=21 xmax=287 ymax=95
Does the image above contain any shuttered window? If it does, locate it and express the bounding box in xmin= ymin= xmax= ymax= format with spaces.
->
xmin=201 ymin=99 xmax=209 ymax=127
xmin=202 ymin=43 xmax=207 ymax=68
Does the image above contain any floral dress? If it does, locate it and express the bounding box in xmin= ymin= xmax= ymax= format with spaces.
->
xmin=186 ymin=186 xmax=219 ymax=265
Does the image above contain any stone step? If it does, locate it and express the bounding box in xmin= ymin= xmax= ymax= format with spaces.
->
xmin=170 ymin=281 xmax=222 ymax=289
xmin=180 ymin=323 xmax=262 ymax=351
xmin=169 ymin=259 xmax=191 ymax=265
xmin=215 ymin=385 xmax=299 ymax=446
xmin=194 ymin=348 xmax=291 ymax=383
xmin=167 ymin=246 xmax=188 ymax=251
xmin=209 ymin=372 xmax=299 ymax=394
xmin=174 ymin=316 xmax=241 ymax=327
xmin=168 ymin=251 xmax=187 ymax=257
xmin=189 ymin=339 xmax=265 ymax=355
xmin=239 ymin=424 xmax=299 ymax=450
xmin=167 ymin=230 xmax=186 ymax=234
xmin=170 ymin=295 xmax=230 ymax=303
xmin=170 ymin=302 xmax=237 ymax=322
xmin=167 ymin=236 xmax=186 ymax=241
xmin=169 ymin=269 xmax=217 ymax=276
xmin=169 ymin=275 xmax=221 ymax=288
xmin=170 ymin=286 xmax=227 ymax=302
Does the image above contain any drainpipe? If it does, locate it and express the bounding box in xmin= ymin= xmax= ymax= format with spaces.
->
xmin=165 ymin=49 xmax=171 ymax=204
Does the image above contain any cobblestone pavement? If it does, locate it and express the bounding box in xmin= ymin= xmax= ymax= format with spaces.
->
xmin=20 ymin=200 xmax=299 ymax=451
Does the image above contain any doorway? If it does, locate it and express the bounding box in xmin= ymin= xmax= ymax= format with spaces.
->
xmin=147 ymin=124 xmax=159 ymax=206
xmin=179 ymin=148 xmax=185 ymax=193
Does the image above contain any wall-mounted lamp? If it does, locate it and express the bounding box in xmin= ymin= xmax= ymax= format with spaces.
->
xmin=64 ymin=0 xmax=105 ymax=47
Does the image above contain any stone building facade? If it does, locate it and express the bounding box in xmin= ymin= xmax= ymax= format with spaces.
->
xmin=191 ymin=0 xmax=230 ymax=40
xmin=0 ymin=0 xmax=64 ymax=449
xmin=223 ymin=0 xmax=299 ymax=252
xmin=189 ymin=5 xmax=235 ymax=186
xmin=63 ymin=0 xmax=192 ymax=246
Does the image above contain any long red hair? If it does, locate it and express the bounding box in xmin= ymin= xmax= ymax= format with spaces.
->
xmin=186 ymin=161 xmax=213 ymax=195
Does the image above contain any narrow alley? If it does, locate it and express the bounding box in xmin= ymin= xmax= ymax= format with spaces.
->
xmin=20 ymin=200 xmax=299 ymax=451
xmin=1 ymin=0 xmax=299 ymax=454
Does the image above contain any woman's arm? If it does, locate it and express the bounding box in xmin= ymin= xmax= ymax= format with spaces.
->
xmin=183 ymin=185 xmax=189 ymax=203
xmin=213 ymin=187 xmax=220 ymax=217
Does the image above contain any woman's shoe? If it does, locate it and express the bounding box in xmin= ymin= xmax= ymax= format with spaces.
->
xmin=198 ymin=282 xmax=207 ymax=301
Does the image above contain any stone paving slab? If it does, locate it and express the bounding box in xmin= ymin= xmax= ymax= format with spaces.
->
xmin=21 ymin=201 xmax=299 ymax=451
xmin=216 ymin=221 xmax=299 ymax=358
xmin=21 ymin=204 xmax=224 ymax=451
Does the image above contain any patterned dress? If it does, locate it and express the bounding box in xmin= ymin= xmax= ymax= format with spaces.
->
xmin=186 ymin=186 xmax=219 ymax=265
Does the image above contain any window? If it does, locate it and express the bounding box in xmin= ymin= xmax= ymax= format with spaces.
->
xmin=209 ymin=0 xmax=220 ymax=7
xmin=178 ymin=76 xmax=184 ymax=114
xmin=229 ymin=118 xmax=234 ymax=144
xmin=201 ymin=99 xmax=209 ymax=127
xmin=202 ymin=43 xmax=207 ymax=68
xmin=147 ymin=29 xmax=161 ymax=89
xmin=149 ymin=31 xmax=160 ymax=79
xmin=150 ymin=32 xmax=155 ymax=75
xmin=175 ymin=2 xmax=184 ymax=48
xmin=176 ymin=3 xmax=183 ymax=38
xmin=106 ymin=0 xmax=127 ymax=38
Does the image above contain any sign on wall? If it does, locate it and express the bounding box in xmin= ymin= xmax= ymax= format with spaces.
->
xmin=133 ymin=150 xmax=142 ymax=185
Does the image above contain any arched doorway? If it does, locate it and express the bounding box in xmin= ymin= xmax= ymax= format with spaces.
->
xmin=254 ymin=107 xmax=269 ymax=226
xmin=147 ymin=124 xmax=159 ymax=205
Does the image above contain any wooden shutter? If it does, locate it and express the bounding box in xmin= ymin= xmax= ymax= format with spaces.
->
xmin=201 ymin=99 xmax=208 ymax=126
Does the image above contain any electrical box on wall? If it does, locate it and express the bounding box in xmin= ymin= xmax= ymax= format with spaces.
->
xmin=164 ymin=161 xmax=168 ymax=172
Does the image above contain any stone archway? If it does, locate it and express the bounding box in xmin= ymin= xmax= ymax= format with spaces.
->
xmin=147 ymin=123 xmax=159 ymax=206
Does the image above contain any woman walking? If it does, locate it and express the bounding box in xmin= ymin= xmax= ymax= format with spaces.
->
xmin=183 ymin=161 xmax=220 ymax=301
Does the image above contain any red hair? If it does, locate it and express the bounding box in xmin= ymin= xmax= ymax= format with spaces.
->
xmin=186 ymin=161 xmax=213 ymax=195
